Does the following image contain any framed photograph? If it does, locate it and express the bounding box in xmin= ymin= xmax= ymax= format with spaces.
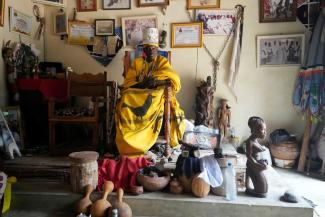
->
xmin=53 ymin=11 xmax=67 ymax=35
xmin=9 ymin=7 xmax=33 ymax=36
xmin=0 ymin=0 xmax=5 ymax=27
xmin=260 ymin=0 xmax=297 ymax=23
xmin=102 ymin=0 xmax=131 ymax=10
xmin=121 ymin=15 xmax=158 ymax=47
xmin=138 ymin=0 xmax=169 ymax=7
xmin=95 ymin=19 xmax=115 ymax=36
xmin=187 ymin=0 xmax=220 ymax=9
xmin=1 ymin=106 xmax=24 ymax=149
xmin=33 ymin=0 xmax=65 ymax=7
xmin=257 ymin=34 xmax=305 ymax=67
xmin=171 ymin=22 xmax=203 ymax=48
xmin=195 ymin=9 xmax=236 ymax=35
xmin=68 ymin=21 xmax=95 ymax=45
xmin=77 ymin=0 xmax=97 ymax=11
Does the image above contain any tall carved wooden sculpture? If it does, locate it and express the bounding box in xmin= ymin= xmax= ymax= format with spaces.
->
xmin=245 ymin=116 xmax=268 ymax=198
xmin=195 ymin=76 xmax=215 ymax=127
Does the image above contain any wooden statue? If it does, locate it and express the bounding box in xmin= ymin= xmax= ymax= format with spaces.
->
xmin=195 ymin=76 xmax=215 ymax=127
xmin=217 ymin=99 xmax=231 ymax=137
xmin=245 ymin=116 xmax=268 ymax=198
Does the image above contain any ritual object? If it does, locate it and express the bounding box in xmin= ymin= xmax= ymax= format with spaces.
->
xmin=69 ymin=151 xmax=99 ymax=193
xmin=270 ymin=141 xmax=299 ymax=168
xmin=217 ymin=99 xmax=231 ymax=138
xmin=191 ymin=174 xmax=210 ymax=198
xmin=137 ymin=167 xmax=170 ymax=192
xmin=75 ymin=184 xmax=93 ymax=215
xmin=112 ymin=188 xmax=132 ymax=217
xmin=245 ymin=117 xmax=268 ymax=198
xmin=90 ymin=180 xmax=114 ymax=217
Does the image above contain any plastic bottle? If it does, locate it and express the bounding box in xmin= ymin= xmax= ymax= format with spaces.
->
xmin=225 ymin=161 xmax=237 ymax=201
xmin=112 ymin=208 xmax=119 ymax=217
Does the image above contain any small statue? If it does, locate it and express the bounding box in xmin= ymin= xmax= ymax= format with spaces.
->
xmin=195 ymin=76 xmax=215 ymax=127
xmin=217 ymin=99 xmax=231 ymax=137
xmin=245 ymin=116 xmax=268 ymax=198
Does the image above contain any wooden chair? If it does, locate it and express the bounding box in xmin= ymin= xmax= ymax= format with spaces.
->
xmin=123 ymin=50 xmax=173 ymax=156
xmin=48 ymin=72 xmax=107 ymax=155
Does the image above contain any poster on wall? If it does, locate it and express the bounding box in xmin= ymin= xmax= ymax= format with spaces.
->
xmin=195 ymin=9 xmax=236 ymax=35
xmin=9 ymin=7 xmax=33 ymax=36
xmin=68 ymin=21 xmax=95 ymax=45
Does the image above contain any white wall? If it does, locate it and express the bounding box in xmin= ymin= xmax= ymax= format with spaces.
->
xmin=44 ymin=0 xmax=307 ymax=142
xmin=0 ymin=0 xmax=45 ymax=107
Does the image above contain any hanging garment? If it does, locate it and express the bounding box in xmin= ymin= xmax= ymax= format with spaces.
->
xmin=115 ymin=56 xmax=186 ymax=157
xmin=293 ymin=10 xmax=325 ymax=116
xmin=98 ymin=156 xmax=151 ymax=192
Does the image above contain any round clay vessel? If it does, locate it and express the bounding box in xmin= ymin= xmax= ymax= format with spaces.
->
xmin=137 ymin=170 xmax=170 ymax=192
xmin=191 ymin=174 xmax=210 ymax=198
xmin=178 ymin=175 xmax=193 ymax=193
xmin=270 ymin=142 xmax=299 ymax=168
xmin=113 ymin=188 xmax=132 ymax=217
xmin=169 ymin=179 xmax=183 ymax=194
xmin=75 ymin=184 xmax=93 ymax=215
xmin=90 ymin=180 xmax=114 ymax=217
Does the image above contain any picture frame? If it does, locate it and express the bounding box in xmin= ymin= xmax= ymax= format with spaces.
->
xmin=195 ymin=9 xmax=236 ymax=35
xmin=1 ymin=106 xmax=24 ymax=149
xmin=95 ymin=19 xmax=115 ymax=36
xmin=187 ymin=0 xmax=220 ymax=9
xmin=171 ymin=22 xmax=203 ymax=48
xmin=102 ymin=0 xmax=131 ymax=10
xmin=0 ymin=0 xmax=5 ymax=27
xmin=68 ymin=21 xmax=95 ymax=45
xmin=121 ymin=15 xmax=158 ymax=47
xmin=9 ymin=7 xmax=33 ymax=36
xmin=138 ymin=0 xmax=169 ymax=7
xmin=32 ymin=0 xmax=65 ymax=7
xmin=259 ymin=0 xmax=297 ymax=23
xmin=77 ymin=0 xmax=97 ymax=12
xmin=257 ymin=34 xmax=305 ymax=67
xmin=53 ymin=11 xmax=67 ymax=35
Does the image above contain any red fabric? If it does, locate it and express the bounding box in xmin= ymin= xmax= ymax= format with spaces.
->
xmin=98 ymin=156 xmax=151 ymax=192
xmin=17 ymin=78 xmax=68 ymax=100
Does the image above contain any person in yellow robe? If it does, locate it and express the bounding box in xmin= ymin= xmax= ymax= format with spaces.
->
xmin=115 ymin=28 xmax=186 ymax=157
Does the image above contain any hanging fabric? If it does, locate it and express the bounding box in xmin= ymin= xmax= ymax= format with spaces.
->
xmin=229 ymin=5 xmax=245 ymax=101
xmin=293 ymin=9 xmax=325 ymax=116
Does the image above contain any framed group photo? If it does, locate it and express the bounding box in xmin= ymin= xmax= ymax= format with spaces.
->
xmin=53 ymin=10 xmax=67 ymax=35
xmin=76 ymin=0 xmax=97 ymax=12
xmin=138 ymin=0 xmax=169 ymax=7
xmin=95 ymin=19 xmax=115 ymax=36
xmin=0 ymin=0 xmax=5 ymax=27
xmin=171 ymin=22 xmax=203 ymax=48
xmin=257 ymin=34 xmax=305 ymax=67
xmin=102 ymin=0 xmax=131 ymax=10
xmin=260 ymin=0 xmax=297 ymax=22
xmin=121 ymin=15 xmax=158 ymax=47
xmin=195 ymin=9 xmax=236 ymax=35
xmin=187 ymin=0 xmax=220 ymax=9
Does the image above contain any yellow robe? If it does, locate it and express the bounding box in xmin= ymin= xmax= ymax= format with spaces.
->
xmin=115 ymin=55 xmax=186 ymax=157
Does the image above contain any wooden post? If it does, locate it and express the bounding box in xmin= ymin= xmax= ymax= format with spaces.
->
xmin=297 ymin=109 xmax=312 ymax=172
xmin=164 ymin=86 xmax=171 ymax=157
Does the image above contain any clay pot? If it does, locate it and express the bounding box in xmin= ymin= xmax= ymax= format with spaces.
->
xmin=75 ymin=184 xmax=93 ymax=215
xmin=169 ymin=179 xmax=183 ymax=194
xmin=137 ymin=170 xmax=170 ymax=192
xmin=191 ymin=174 xmax=210 ymax=198
xmin=112 ymin=188 xmax=132 ymax=217
xmin=90 ymin=180 xmax=114 ymax=217
xmin=270 ymin=142 xmax=299 ymax=168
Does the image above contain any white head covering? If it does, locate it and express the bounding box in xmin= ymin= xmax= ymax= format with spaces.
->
xmin=142 ymin=27 xmax=159 ymax=47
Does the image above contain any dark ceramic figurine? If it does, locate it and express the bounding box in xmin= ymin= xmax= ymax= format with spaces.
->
xmin=245 ymin=116 xmax=268 ymax=198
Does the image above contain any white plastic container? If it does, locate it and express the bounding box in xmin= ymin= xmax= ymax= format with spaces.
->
xmin=225 ymin=162 xmax=237 ymax=201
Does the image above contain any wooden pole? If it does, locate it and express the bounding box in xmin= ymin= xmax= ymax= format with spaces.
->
xmin=297 ymin=109 xmax=312 ymax=172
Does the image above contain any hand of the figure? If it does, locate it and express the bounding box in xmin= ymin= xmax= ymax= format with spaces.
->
xmin=145 ymin=76 xmax=157 ymax=89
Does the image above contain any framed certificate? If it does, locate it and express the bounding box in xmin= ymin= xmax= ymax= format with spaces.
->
xmin=171 ymin=22 xmax=203 ymax=48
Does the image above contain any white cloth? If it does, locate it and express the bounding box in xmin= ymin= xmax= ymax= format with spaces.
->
xmin=198 ymin=155 xmax=223 ymax=188
xmin=0 ymin=172 xmax=7 ymax=200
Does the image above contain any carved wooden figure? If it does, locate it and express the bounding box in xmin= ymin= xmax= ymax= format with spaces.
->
xmin=217 ymin=99 xmax=231 ymax=137
xmin=245 ymin=116 xmax=268 ymax=198
xmin=195 ymin=76 xmax=215 ymax=127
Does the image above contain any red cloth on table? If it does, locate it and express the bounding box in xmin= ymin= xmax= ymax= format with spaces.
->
xmin=16 ymin=78 xmax=68 ymax=100
xmin=98 ymin=156 xmax=151 ymax=192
